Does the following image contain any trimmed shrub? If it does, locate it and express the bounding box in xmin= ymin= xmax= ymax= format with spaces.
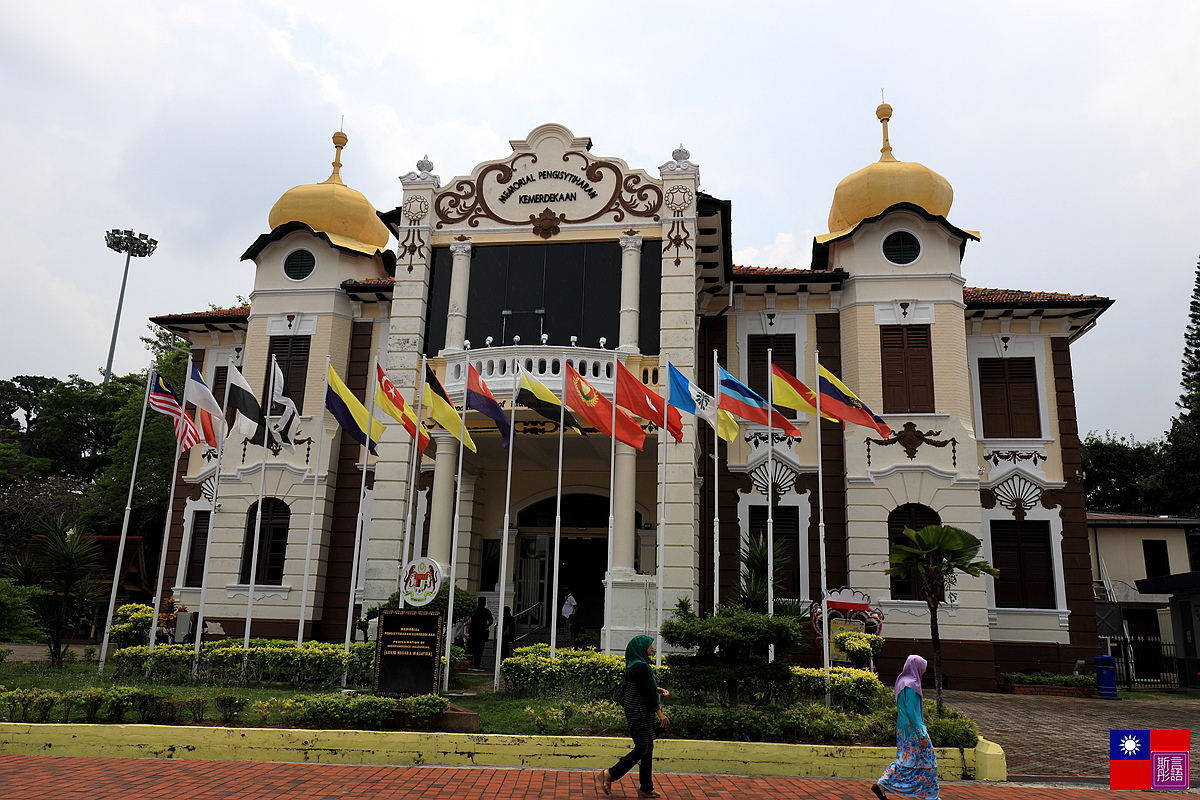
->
xmin=666 ymin=656 xmax=794 ymax=707
xmin=212 ymin=693 xmax=248 ymax=725
xmin=397 ymin=694 xmax=450 ymax=730
xmin=109 ymin=604 xmax=155 ymax=648
xmin=134 ymin=688 xmax=178 ymax=724
xmin=177 ymin=694 xmax=208 ymax=724
xmin=833 ymin=631 xmax=884 ymax=670
xmin=100 ymin=687 xmax=139 ymax=723
xmin=791 ymin=666 xmax=888 ymax=714
xmin=1000 ymin=670 xmax=1097 ymax=689
xmin=349 ymin=695 xmax=397 ymax=729
xmin=499 ymin=646 xmax=624 ymax=697
xmin=110 ymin=640 xmax=375 ymax=687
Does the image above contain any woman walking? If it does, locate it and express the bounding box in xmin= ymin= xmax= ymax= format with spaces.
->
xmin=873 ymin=654 xmax=938 ymax=800
xmin=598 ymin=635 xmax=670 ymax=798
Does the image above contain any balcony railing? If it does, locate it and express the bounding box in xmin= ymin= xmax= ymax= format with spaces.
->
xmin=440 ymin=346 xmax=663 ymax=400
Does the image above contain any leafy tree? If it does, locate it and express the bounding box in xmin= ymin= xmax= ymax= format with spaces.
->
xmin=1079 ymin=431 xmax=1166 ymax=514
xmin=1180 ymin=255 xmax=1200 ymax=411
xmin=886 ymin=525 xmax=998 ymax=715
xmin=0 ymin=576 xmax=44 ymax=642
xmin=7 ymin=516 xmax=104 ymax=666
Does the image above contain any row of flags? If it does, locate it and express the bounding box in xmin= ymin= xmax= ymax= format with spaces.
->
xmin=148 ymin=353 xmax=893 ymax=458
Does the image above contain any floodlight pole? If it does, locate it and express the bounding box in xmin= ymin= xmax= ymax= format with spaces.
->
xmin=104 ymin=229 xmax=157 ymax=384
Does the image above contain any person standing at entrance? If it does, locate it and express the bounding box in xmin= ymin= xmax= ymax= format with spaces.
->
xmin=873 ymin=654 xmax=939 ymax=800
xmin=598 ymin=635 xmax=670 ymax=799
xmin=467 ymin=598 xmax=493 ymax=670
xmin=561 ymin=586 xmax=578 ymax=646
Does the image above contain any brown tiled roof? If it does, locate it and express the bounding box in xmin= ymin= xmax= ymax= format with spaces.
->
xmin=151 ymin=306 xmax=250 ymax=322
xmin=733 ymin=265 xmax=817 ymax=276
xmin=342 ymin=277 xmax=395 ymax=287
xmin=963 ymin=287 xmax=1109 ymax=304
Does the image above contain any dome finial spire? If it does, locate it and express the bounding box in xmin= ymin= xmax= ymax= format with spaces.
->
xmin=877 ymin=101 xmax=896 ymax=162
xmin=327 ymin=130 xmax=348 ymax=185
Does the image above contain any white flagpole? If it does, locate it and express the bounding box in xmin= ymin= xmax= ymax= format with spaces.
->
xmin=816 ymin=349 xmax=831 ymax=708
xmin=344 ymin=354 xmax=380 ymax=669
xmin=399 ymin=354 xmax=429 ymax=606
xmin=443 ymin=353 xmax=471 ymax=692
xmin=298 ymin=356 xmax=331 ymax=645
xmin=493 ymin=363 xmax=519 ymax=691
xmin=98 ymin=365 xmax=154 ymax=677
xmin=655 ymin=354 xmax=668 ymax=668
xmin=549 ymin=367 xmax=567 ymax=657
xmin=604 ymin=343 xmax=617 ymax=656
xmin=149 ymin=353 xmax=193 ymax=660
xmin=192 ymin=357 xmax=236 ymax=668
xmin=243 ymin=354 xmax=277 ymax=654
xmin=712 ymin=348 xmax=720 ymax=615
xmin=767 ymin=348 xmax=775 ymax=663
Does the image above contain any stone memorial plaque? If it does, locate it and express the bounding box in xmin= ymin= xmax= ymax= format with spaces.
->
xmin=373 ymin=608 xmax=445 ymax=697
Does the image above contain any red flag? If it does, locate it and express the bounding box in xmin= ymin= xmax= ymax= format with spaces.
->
xmin=374 ymin=364 xmax=430 ymax=452
xmin=615 ymin=361 xmax=683 ymax=443
xmin=563 ymin=363 xmax=646 ymax=451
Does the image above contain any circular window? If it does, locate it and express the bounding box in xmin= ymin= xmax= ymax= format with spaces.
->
xmin=283 ymin=249 xmax=316 ymax=280
xmin=882 ymin=231 xmax=921 ymax=265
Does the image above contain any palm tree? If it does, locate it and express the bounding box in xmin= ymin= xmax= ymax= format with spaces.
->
xmin=7 ymin=515 xmax=103 ymax=666
xmin=886 ymin=524 xmax=998 ymax=714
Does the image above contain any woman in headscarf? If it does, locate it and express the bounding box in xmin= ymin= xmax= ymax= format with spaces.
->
xmin=873 ymin=654 xmax=938 ymax=800
xmin=598 ymin=635 xmax=670 ymax=798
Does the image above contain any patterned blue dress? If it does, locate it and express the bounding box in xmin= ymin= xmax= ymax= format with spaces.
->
xmin=878 ymin=687 xmax=939 ymax=800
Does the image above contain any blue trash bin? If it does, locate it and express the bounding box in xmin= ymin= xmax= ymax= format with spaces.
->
xmin=1095 ymin=654 xmax=1118 ymax=699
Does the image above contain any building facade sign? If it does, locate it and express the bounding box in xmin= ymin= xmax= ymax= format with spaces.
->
xmin=431 ymin=123 xmax=664 ymax=237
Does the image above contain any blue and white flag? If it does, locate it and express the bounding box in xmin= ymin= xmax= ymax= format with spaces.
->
xmin=667 ymin=364 xmax=738 ymax=442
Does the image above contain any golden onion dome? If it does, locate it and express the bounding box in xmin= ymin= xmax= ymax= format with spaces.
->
xmin=827 ymin=104 xmax=953 ymax=233
xmin=268 ymin=131 xmax=390 ymax=252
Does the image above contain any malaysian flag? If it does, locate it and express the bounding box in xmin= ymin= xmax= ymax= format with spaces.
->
xmin=149 ymin=372 xmax=202 ymax=451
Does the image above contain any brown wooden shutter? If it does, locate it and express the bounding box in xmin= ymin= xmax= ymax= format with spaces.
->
xmin=880 ymin=327 xmax=908 ymax=414
xmin=903 ymin=326 xmax=935 ymax=412
xmin=241 ymin=499 xmax=291 ymax=585
xmin=265 ymin=336 xmax=311 ymax=411
xmin=990 ymin=523 xmax=1023 ymax=607
xmin=887 ymin=504 xmax=941 ymax=600
xmin=747 ymin=505 xmax=801 ymax=598
xmin=978 ymin=358 xmax=1041 ymax=438
xmin=747 ymin=334 xmax=797 ymax=418
xmin=1006 ymin=359 xmax=1042 ymax=438
xmin=184 ymin=511 xmax=210 ymax=588
xmin=991 ymin=520 xmax=1054 ymax=608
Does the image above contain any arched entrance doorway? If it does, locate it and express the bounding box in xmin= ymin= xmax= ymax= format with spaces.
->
xmin=515 ymin=493 xmax=643 ymax=633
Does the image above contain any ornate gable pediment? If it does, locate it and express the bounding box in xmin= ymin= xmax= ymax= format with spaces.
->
xmin=429 ymin=123 xmax=663 ymax=237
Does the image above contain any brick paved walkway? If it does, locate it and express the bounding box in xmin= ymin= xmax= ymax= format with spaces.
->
xmin=943 ymin=690 xmax=1200 ymax=781
xmin=0 ymin=755 xmax=1179 ymax=800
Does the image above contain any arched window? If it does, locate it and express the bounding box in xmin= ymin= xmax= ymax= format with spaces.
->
xmin=887 ymin=504 xmax=940 ymax=601
xmin=241 ymin=498 xmax=290 ymax=585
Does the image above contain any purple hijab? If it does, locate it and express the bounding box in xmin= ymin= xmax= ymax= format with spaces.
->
xmin=894 ymin=654 xmax=927 ymax=700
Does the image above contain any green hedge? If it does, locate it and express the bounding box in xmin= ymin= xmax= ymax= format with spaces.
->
xmin=1000 ymin=670 xmax=1097 ymax=689
xmin=110 ymin=640 xmax=376 ymax=687
xmin=499 ymin=645 xmax=630 ymax=698
xmin=0 ymin=684 xmax=455 ymax=731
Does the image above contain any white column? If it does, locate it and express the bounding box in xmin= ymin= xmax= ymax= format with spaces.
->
xmin=614 ymin=233 xmax=642 ymax=575
xmin=427 ymin=431 xmax=458 ymax=565
xmin=612 ymin=444 xmax=637 ymax=573
xmin=445 ymin=237 xmax=472 ymax=351
xmin=618 ymin=233 xmax=642 ymax=353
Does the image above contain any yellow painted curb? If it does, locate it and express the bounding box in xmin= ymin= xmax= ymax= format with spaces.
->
xmin=0 ymin=723 xmax=1004 ymax=780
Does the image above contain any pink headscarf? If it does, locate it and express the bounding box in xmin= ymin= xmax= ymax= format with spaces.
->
xmin=894 ymin=654 xmax=927 ymax=700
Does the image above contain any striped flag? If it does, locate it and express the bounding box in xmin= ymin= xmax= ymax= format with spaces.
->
xmin=375 ymin=363 xmax=430 ymax=452
xmin=149 ymin=373 xmax=202 ymax=450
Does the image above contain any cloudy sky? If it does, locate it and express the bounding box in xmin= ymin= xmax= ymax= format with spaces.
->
xmin=2 ymin=1 xmax=1197 ymax=442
